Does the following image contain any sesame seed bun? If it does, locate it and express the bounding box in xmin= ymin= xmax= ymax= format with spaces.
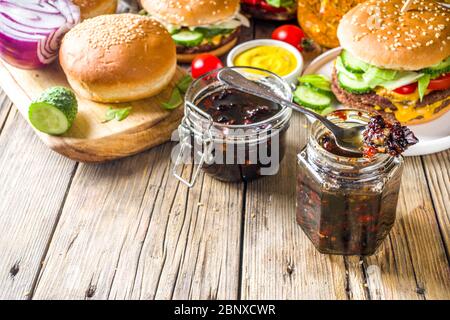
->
xmin=60 ymin=14 xmax=177 ymax=103
xmin=140 ymin=0 xmax=240 ymax=26
xmin=72 ymin=0 xmax=118 ymax=20
xmin=337 ymin=0 xmax=450 ymax=70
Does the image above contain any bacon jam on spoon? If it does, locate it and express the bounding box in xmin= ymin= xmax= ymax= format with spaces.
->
xmin=362 ymin=115 xmax=418 ymax=157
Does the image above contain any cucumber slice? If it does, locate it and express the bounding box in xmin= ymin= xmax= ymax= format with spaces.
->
xmin=341 ymin=50 xmax=370 ymax=73
xmin=195 ymin=27 xmax=232 ymax=38
xmin=29 ymin=103 xmax=71 ymax=135
xmin=294 ymin=85 xmax=331 ymax=110
xmin=422 ymin=57 xmax=450 ymax=76
xmin=320 ymin=106 xmax=335 ymax=116
xmin=172 ymin=30 xmax=204 ymax=47
xmin=28 ymin=86 xmax=77 ymax=135
xmin=303 ymin=83 xmax=334 ymax=97
xmin=298 ymin=74 xmax=332 ymax=93
xmin=338 ymin=72 xmax=372 ymax=94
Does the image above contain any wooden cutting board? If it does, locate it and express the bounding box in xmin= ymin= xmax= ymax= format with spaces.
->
xmin=0 ymin=60 xmax=186 ymax=162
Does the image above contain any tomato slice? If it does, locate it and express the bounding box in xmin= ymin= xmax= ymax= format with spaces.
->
xmin=428 ymin=73 xmax=450 ymax=91
xmin=391 ymin=73 xmax=449 ymax=95
xmin=393 ymin=82 xmax=418 ymax=95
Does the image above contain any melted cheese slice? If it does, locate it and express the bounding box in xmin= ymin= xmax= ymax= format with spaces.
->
xmin=375 ymin=88 xmax=449 ymax=123
xmin=394 ymin=98 xmax=449 ymax=123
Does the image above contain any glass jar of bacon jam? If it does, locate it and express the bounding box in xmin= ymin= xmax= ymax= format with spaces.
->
xmin=296 ymin=110 xmax=404 ymax=255
xmin=173 ymin=67 xmax=292 ymax=186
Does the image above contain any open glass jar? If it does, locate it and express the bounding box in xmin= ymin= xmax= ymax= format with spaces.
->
xmin=296 ymin=110 xmax=404 ymax=256
xmin=173 ymin=67 xmax=292 ymax=187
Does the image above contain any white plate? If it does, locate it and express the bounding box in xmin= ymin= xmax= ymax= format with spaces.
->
xmin=303 ymin=48 xmax=450 ymax=156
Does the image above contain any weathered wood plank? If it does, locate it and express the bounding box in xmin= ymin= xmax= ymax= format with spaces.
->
xmin=32 ymin=142 xmax=244 ymax=300
xmin=0 ymin=110 xmax=77 ymax=299
xmin=0 ymin=90 xmax=13 ymax=134
xmin=32 ymin=145 xmax=172 ymax=299
xmin=360 ymin=157 xmax=450 ymax=300
xmin=120 ymin=169 xmax=244 ymax=300
xmin=422 ymin=150 xmax=450 ymax=260
xmin=344 ymin=257 xmax=370 ymax=300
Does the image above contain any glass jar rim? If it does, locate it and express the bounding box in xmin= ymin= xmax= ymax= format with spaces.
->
xmin=184 ymin=66 xmax=293 ymax=133
xmin=308 ymin=109 xmax=392 ymax=169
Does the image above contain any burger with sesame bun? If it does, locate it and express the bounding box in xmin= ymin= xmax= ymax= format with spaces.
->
xmin=240 ymin=0 xmax=297 ymax=21
xmin=331 ymin=0 xmax=450 ymax=125
xmin=140 ymin=0 xmax=250 ymax=63
xmin=60 ymin=14 xmax=177 ymax=103
xmin=72 ymin=0 xmax=118 ymax=20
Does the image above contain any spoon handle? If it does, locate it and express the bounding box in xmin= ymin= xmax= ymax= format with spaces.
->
xmin=219 ymin=71 xmax=341 ymax=133
xmin=258 ymin=90 xmax=340 ymax=133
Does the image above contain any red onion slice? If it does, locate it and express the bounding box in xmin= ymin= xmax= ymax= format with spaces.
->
xmin=0 ymin=0 xmax=80 ymax=69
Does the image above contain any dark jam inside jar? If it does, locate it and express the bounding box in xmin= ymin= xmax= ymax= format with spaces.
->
xmin=319 ymin=133 xmax=362 ymax=158
xmin=296 ymin=169 xmax=401 ymax=255
xmin=195 ymin=88 xmax=288 ymax=182
xmin=197 ymin=88 xmax=282 ymax=125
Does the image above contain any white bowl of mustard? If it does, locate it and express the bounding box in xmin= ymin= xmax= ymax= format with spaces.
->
xmin=227 ymin=39 xmax=304 ymax=86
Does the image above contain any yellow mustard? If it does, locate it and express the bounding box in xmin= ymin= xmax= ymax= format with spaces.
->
xmin=233 ymin=46 xmax=297 ymax=77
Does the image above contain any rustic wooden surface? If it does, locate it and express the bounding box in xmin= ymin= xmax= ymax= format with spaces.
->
xmin=0 ymin=61 xmax=185 ymax=162
xmin=0 ymin=19 xmax=449 ymax=300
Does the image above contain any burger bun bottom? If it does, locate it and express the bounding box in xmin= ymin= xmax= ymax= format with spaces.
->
xmin=67 ymin=63 xmax=177 ymax=103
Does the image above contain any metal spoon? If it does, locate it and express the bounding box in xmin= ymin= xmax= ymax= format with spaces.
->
xmin=218 ymin=69 xmax=366 ymax=154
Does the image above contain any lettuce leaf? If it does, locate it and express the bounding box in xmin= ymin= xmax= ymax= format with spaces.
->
xmin=380 ymin=72 xmax=424 ymax=91
xmin=337 ymin=56 xmax=425 ymax=92
xmin=266 ymin=0 xmax=295 ymax=8
xmin=418 ymin=74 xmax=431 ymax=101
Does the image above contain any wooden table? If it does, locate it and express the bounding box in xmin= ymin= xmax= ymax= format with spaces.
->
xmin=0 ymin=19 xmax=449 ymax=300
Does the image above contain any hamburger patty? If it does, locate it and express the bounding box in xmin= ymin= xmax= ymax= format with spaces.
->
xmin=331 ymin=69 xmax=450 ymax=122
xmin=176 ymin=28 xmax=240 ymax=54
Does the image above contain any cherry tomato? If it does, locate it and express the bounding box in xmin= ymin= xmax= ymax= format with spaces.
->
xmin=272 ymin=25 xmax=306 ymax=51
xmin=428 ymin=73 xmax=450 ymax=91
xmin=191 ymin=54 xmax=224 ymax=79
xmin=393 ymin=82 xmax=418 ymax=95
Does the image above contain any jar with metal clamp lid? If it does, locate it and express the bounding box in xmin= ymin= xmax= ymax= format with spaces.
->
xmin=173 ymin=67 xmax=292 ymax=187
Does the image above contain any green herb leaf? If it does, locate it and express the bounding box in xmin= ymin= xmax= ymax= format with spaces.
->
xmin=176 ymin=75 xmax=193 ymax=93
xmin=418 ymin=74 xmax=431 ymax=101
xmin=194 ymin=27 xmax=233 ymax=39
xmin=162 ymin=88 xmax=183 ymax=110
xmin=266 ymin=0 xmax=295 ymax=8
xmin=298 ymin=74 xmax=331 ymax=92
xmin=362 ymin=66 xmax=398 ymax=88
xmin=380 ymin=71 xmax=424 ymax=91
xmin=103 ymin=106 xmax=132 ymax=123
